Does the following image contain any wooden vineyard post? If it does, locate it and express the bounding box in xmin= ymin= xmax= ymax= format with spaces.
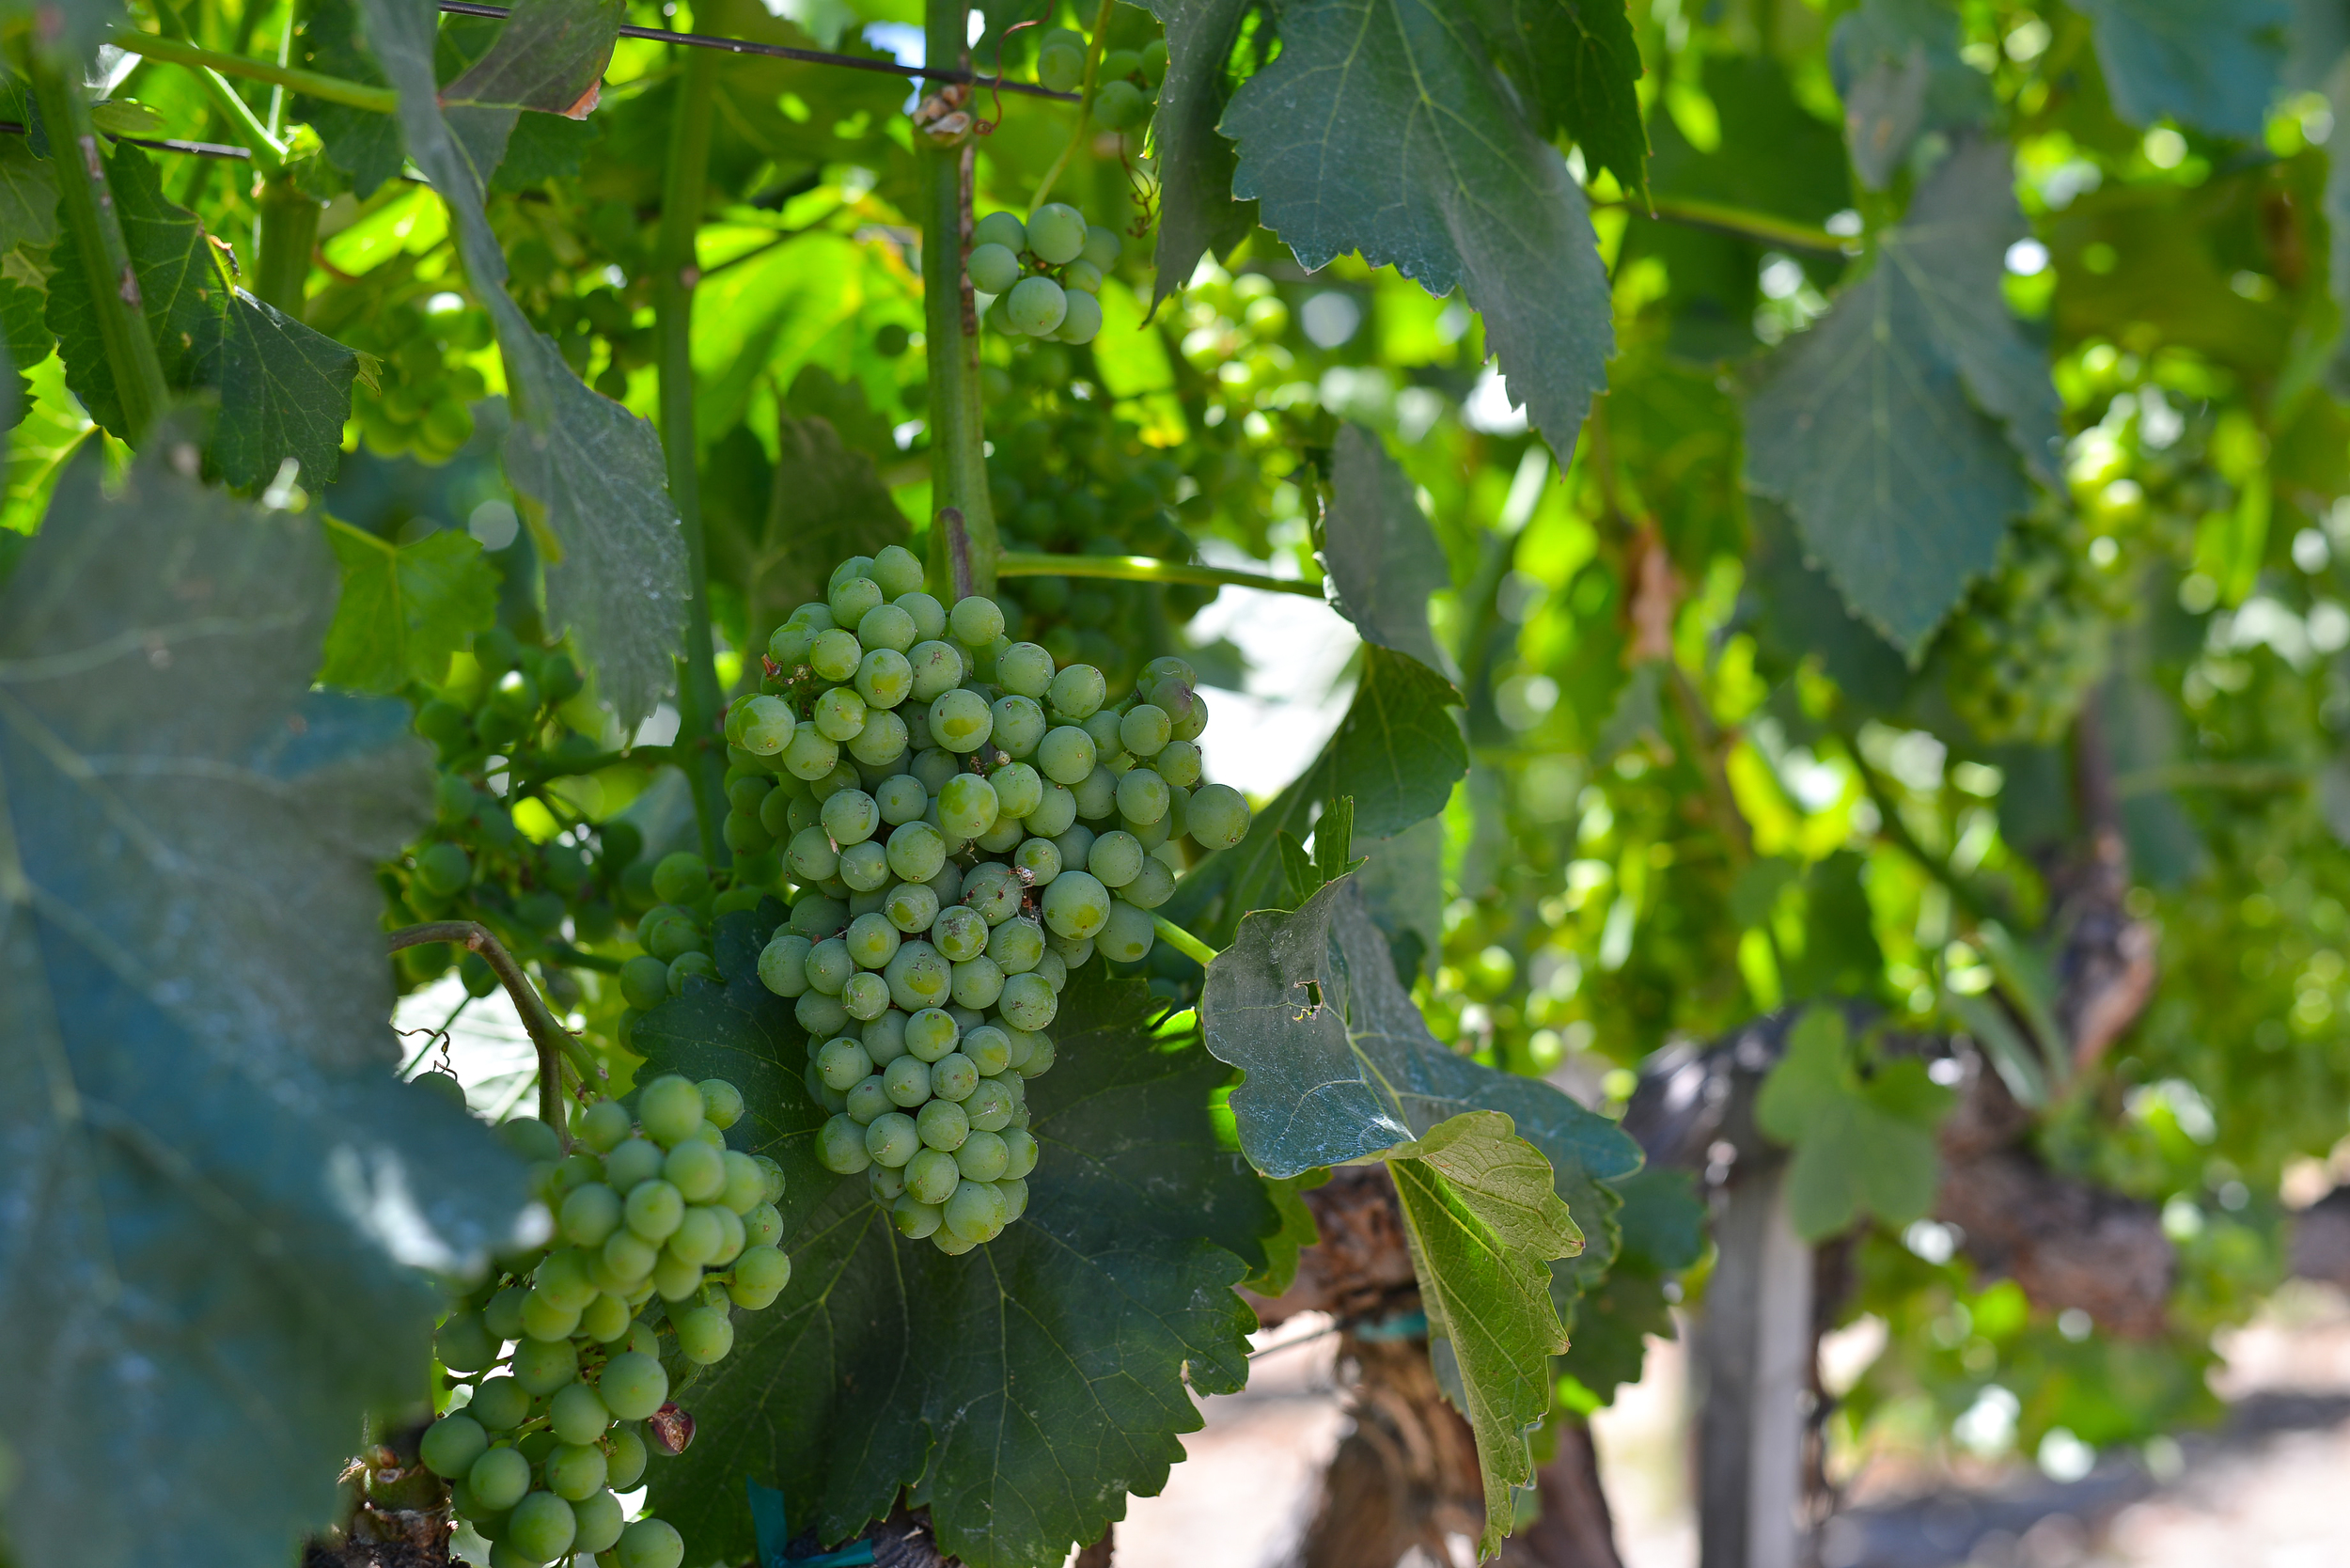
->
xmin=1694 ymin=1148 xmax=1813 ymax=1568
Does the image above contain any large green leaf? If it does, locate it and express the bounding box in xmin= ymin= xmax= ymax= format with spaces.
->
xmin=1829 ymin=0 xmax=1993 ymax=188
xmin=1323 ymin=422 xmax=1452 ymax=675
xmin=1554 ymin=1165 xmax=1705 ymax=1405
xmin=2073 ymin=0 xmax=2289 ymax=140
xmin=1470 ymin=0 xmax=1649 ymax=202
xmin=631 ymin=918 xmax=1276 ymax=1568
xmin=0 ymin=135 xmax=56 ymax=252
xmin=1221 ymin=0 xmax=1613 ymax=461
xmin=319 ymin=519 xmax=503 ymax=691
xmin=1389 ymin=1111 xmax=1582 ymax=1560
xmin=1140 ymin=0 xmax=1258 ymax=311
xmin=356 ymin=0 xmax=688 ymax=727
xmin=0 ymin=435 xmax=530 ymax=1568
xmin=1754 ymin=1007 xmax=1953 ymax=1241
xmin=1330 ymin=645 xmax=1469 ymax=839
xmin=440 ymin=0 xmax=621 ymax=114
xmin=43 ymin=143 xmax=358 ymax=489
xmin=1745 ymin=137 xmax=2058 ymax=656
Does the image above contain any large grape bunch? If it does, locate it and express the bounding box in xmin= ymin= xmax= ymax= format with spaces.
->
xmin=726 ymin=544 xmax=1251 ymax=1253
xmin=416 ymin=1074 xmax=787 ymax=1568
xmin=1945 ymin=510 xmax=2129 ymax=745
xmin=968 ymin=203 xmax=1118 ymax=346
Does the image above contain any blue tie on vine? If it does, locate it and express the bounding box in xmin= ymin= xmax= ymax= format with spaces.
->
xmin=747 ymin=1478 xmax=878 ymax=1568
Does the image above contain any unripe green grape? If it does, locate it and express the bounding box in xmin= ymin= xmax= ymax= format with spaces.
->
xmin=942 ymin=594 xmax=1001 ymax=648
xmin=818 ymin=1112 xmax=873 ymax=1172
xmin=1091 ymin=76 xmax=1149 ymax=130
xmin=790 ymin=893 xmax=851 ymax=941
xmin=928 ymin=689 xmax=993 ymax=752
xmin=1073 ymin=765 xmax=1121 ymax=822
xmin=905 ymin=1007 xmax=960 ymax=1061
xmin=572 ymin=1489 xmax=627 ymax=1556
xmin=468 ymin=1448 xmax=533 ymax=1513
xmin=624 ymin=1179 xmax=685 ymax=1243
xmin=770 ymin=619 xmax=819 ymax=667
xmin=1099 ymin=47 xmax=1140 ymax=79
xmin=829 ymin=573 xmax=885 ymax=629
xmin=436 ymin=1309 xmax=497 ymax=1372
xmin=659 ymin=1139 xmax=721 ymax=1204
xmin=946 ymin=1180 xmax=1008 ymax=1244
xmin=933 ymin=773 xmax=997 ymax=839
xmin=845 ymin=911 xmax=901 ymax=969
xmin=854 ymin=604 xmax=916 ymax=660
xmin=808 ymin=627 xmax=862 ymax=683
xmin=870 ymin=544 xmax=926 ymax=598
xmin=886 ymin=820 xmax=948 ymax=885
xmin=986 ymin=640 xmax=1047 ymax=698
xmin=691 ymin=1080 xmax=742 ymax=1133
xmin=1047 ymin=663 xmax=1106 ymax=720
xmin=547 ymin=1382 xmax=612 ymax=1446
xmin=951 ymin=954 xmax=1004 ymax=1009
xmin=782 ymin=726 xmax=841 ymax=781
xmin=650 ymin=1246 xmax=703 ymax=1302
xmin=512 ymin=1334 xmax=578 ymax=1394
xmin=580 ymin=1291 xmax=632 ymax=1343
xmin=1000 ymin=972 xmax=1060 ymax=1032
xmin=666 ymin=952 xmax=718 ymax=997
xmin=602 ymin=1228 xmax=658 ymax=1286
xmin=1082 ymin=707 xmax=1125 ymax=757
xmin=932 ymin=1226 xmax=978 ymax=1256
xmin=1035 ymin=39 xmax=1084 ymax=91
xmin=960 ymin=863 xmax=1022 ymax=925
xmin=1186 ymin=782 xmax=1250 ymax=850
xmin=1026 ymin=782 xmax=1078 ymax=839
xmin=1116 ymin=766 xmax=1170 ymax=825
xmin=924 ymin=903 xmax=982 ymax=964
xmin=885 ymin=940 xmax=952 ymax=1011
xmin=1061 ymin=259 xmax=1104 ymax=294
xmin=816 ymin=788 xmax=876 ymax=847
xmin=647 ymin=854 xmax=705 ymax=906
xmin=895 ymin=1194 xmax=945 ymax=1237
xmin=991 ymin=694 xmax=1048 ymax=757
xmin=1042 ymin=870 xmax=1112 ymax=939
xmin=906 ymin=1146 xmax=962 ymax=1203
xmin=521 ymin=1289 xmax=580 ymax=1343
xmin=907 ymin=640 xmax=964 ymax=702
xmin=483 ymin=1284 xmax=528 ymax=1342
xmin=854 ymin=648 xmax=915 ymax=711
xmin=723 ymin=808 xmax=772 ymax=855
xmin=1097 ymin=898 xmax=1156 ymax=963
xmin=955 ymin=1022 xmax=1008 ymax=1074
xmin=785 ymin=827 xmax=838 ymax=887
xmin=1152 ymin=738 xmax=1201 ymax=789
xmin=916 ymin=1097 xmax=971 ymax=1153
xmin=415 ymin=841 xmax=471 ymax=897
xmin=636 ymin=1073 xmax=704 ymax=1147
xmin=813 ymin=685 xmax=868 ymax=743
xmin=873 ymin=774 xmax=927 ymax=824
xmin=760 ymin=934 xmax=813 ymax=997
xmin=1115 ymin=704 xmax=1168 ymax=758
xmin=989 ymin=761 xmax=1044 ymax=819
xmin=471 ymin=1376 xmax=532 ymax=1432
xmin=508 ymin=1489 xmax=576 ymax=1561
xmin=1122 ymin=854 xmax=1176 ymax=910
xmin=732 ymin=1244 xmax=791 ymax=1299
xmin=739 ymin=694 xmax=796 ymax=755
xmin=1000 ymin=1175 xmax=1031 ymax=1222
xmin=885 ymin=882 xmax=941 ymax=935
xmin=841 ymin=968 xmax=891 ymax=1018
xmin=986 ymin=917 xmax=1045 ymax=975
xmin=599 ymin=1350 xmax=668 ymax=1420
xmin=1026 ymin=202 xmax=1088 ymax=264
xmin=956 ymin=1129 xmax=1010 ymax=1183
xmin=839 ymin=841 xmax=892 ymax=894
xmin=423 ymin=1414 xmax=490 ymax=1478
xmin=1087 ymin=830 xmax=1144 ymax=888
xmin=1168 ymin=689 xmax=1209 ymax=742
xmin=615 ymin=1517 xmax=685 ymax=1568
xmin=911 ymin=745 xmax=964 ymax=794
xmin=845 ymin=1075 xmax=890 ymax=1123
xmin=603 ymin=1424 xmax=650 ymax=1491
xmin=560 ymin=1183 xmax=623 ymax=1247
xmin=863 ymin=1008 xmax=910 ymax=1061
xmin=1055 ymin=289 xmax=1104 ymax=344
xmin=818 ymin=1037 xmax=874 ymax=1091
xmin=674 ymin=1303 xmax=735 ymax=1365
xmin=607 ymin=1141 xmax=664 ymax=1200
xmin=1137 ymin=38 xmax=1167 ymax=83
xmin=1035 ymin=726 xmax=1097 ymax=786
xmin=993 ymin=1125 xmax=1036 ymax=1182
xmin=974 ymin=209 xmax=1027 ymax=251
xmin=883 ymin=1055 xmax=932 ymax=1107
xmin=1007 ymin=275 xmax=1068 ymax=336
xmin=966 ymin=241 xmax=1024 ymax=295
xmin=964 ymin=1075 xmax=1016 ymax=1133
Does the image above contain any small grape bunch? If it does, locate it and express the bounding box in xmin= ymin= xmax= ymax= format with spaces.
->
xmin=350 ymin=299 xmax=494 ymax=463
xmin=419 ymin=1075 xmax=791 ymax=1568
xmin=611 ymin=848 xmax=780 ymax=1046
xmin=733 ymin=545 xmax=1251 ymax=1254
xmin=966 ymin=205 xmax=1119 ymax=345
xmin=1089 ymin=39 xmax=1167 ymax=133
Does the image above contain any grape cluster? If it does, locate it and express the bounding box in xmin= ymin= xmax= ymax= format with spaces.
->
xmin=613 ymin=850 xmax=778 ymax=1033
xmin=729 ymin=545 xmax=1250 ymax=1252
xmin=1030 ymin=26 xmax=1167 ymax=132
xmin=1945 ymin=512 xmax=2126 ymax=745
xmin=345 ymin=299 xmax=494 ymax=463
xmin=418 ymin=1074 xmax=787 ymax=1568
xmin=968 ymin=205 xmax=1117 ymax=345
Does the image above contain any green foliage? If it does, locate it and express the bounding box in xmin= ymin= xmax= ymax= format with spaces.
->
xmin=1324 ymin=422 xmax=1453 ymax=674
xmin=2073 ymin=0 xmax=2290 ymax=139
xmin=631 ymin=932 xmax=1276 ymax=1568
xmin=1139 ymin=0 xmax=1256 ymax=309
xmin=0 ymin=435 xmax=527 ymax=1568
xmin=1471 ymin=0 xmax=1649 ymax=203
xmin=1755 ymin=1009 xmax=1954 ymax=1241
xmin=320 ymin=518 xmax=503 ymax=690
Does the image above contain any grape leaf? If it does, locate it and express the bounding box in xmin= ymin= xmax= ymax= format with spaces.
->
xmin=356 ymin=0 xmax=689 ymax=728
xmin=1745 ymin=137 xmax=2059 ymax=655
xmin=1323 ymin=422 xmax=1453 ymax=676
xmin=1555 ymin=1165 xmax=1704 ymax=1405
xmin=0 ymin=135 xmax=56 ymax=252
xmin=1470 ymin=0 xmax=1650 ymax=203
xmin=1753 ymin=1007 xmax=1952 ymax=1240
xmin=1829 ymin=0 xmax=1993 ymax=188
xmin=298 ymin=0 xmax=406 ymax=197
xmin=0 ymin=274 xmax=49 ymax=429
xmin=2073 ymin=0 xmax=2289 ymax=140
xmin=631 ymin=919 xmax=1276 ymax=1568
xmin=43 ymin=143 xmax=358 ymax=489
xmin=319 ymin=519 xmax=503 ymax=691
xmin=1221 ymin=0 xmax=1614 ymax=462
xmin=440 ymin=0 xmax=621 ymax=114
xmin=1390 ymin=1111 xmax=1581 ymax=1559
xmin=1141 ymin=0 xmax=1259 ymax=312
xmin=1331 ymin=646 xmax=1469 ymax=839
xmin=0 ymin=434 xmax=530 ymax=1568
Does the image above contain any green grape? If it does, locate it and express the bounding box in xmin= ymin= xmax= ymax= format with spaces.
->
xmin=734 ymin=1243 xmax=792 ymax=1295
xmin=1122 ymin=855 xmax=1176 ymax=910
xmin=990 ymin=761 xmax=1044 ymax=820
xmin=985 ymin=917 xmax=1044 ymax=974
xmin=929 ymin=689 xmax=994 ymax=752
xmin=666 ymin=950 xmax=717 ymax=995
xmin=829 ymin=574 xmax=885 ymax=629
xmin=786 ymin=825 xmax=840 ymax=886
xmin=874 ymin=775 xmax=929 ymax=824
xmin=905 ymin=1146 xmax=961 ymax=1204
xmin=964 ymin=1075 xmax=1016 ymax=1132
xmin=1168 ymin=689 xmax=1209 ymax=742
xmin=508 ymin=1491 xmax=576 ymax=1563
xmin=739 ymin=695 xmax=796 ymax=755
xmin=754 ymin=1154 xmax=787 ymax=1204
xmin=602 ymin=1229 xmax=658 ymax=1285
xmin=1099 ymin=47 xmax=1139 ymax=79
xmin=619 ymin=954 xmax=671 ymax=1011
xmin=1187 ymin=782 xmax=1250 ymax=849
xmin=1137 ymin=39 xmax=1167 ymax=83
xmin=961 ymin=861 xmax=1024 ymax=923
xmin=885 ymin=941 xmax=952 ymax=1011
xmin=807 ymin=629 xmax=862 ymax=685
xmin=967 ymin=241 xmax=1023 ymax=294
xmin=1117 ymin=767 xmax=1169 ymax=824
xmin=1042 ymin=870 xmax=1111 ymax=938
xmin=974 ymin=210 xmax=1027 ymax=251
xmin=950 ymin=596 xmax=1007 ymax=648
xmin=806 ymin=936 xmax=857 ymax=994
xmin=1088 ymin=831 xmax=1144 ymax=888
xmin=949 ymin=954 xmax=1004 ymax=1009
xmin=638 ymin=1075 xmax=706 ymax=1147
xmin=624 ymin=1179 xmax=685 ymax=1243
xmin=816 ymin=788 xmax=876 ymax=847
xmin=916 ymin=1099 xmax=971 ymax=1157
xmin=1032 ymin=725 xmax=1094 ymax=785
xmin=797 ymin=990 xmax=852 ymax=1039
xmin=845 ymin=911 xmax=901 ymax=969
xmin=580 ymin=1291 xmax=632 ymax=1342
xmin=614 ymin=1518 xmax=685 ymax=1568
xmin=513 ymin=1333 xmax=578 ymax=1393
xmin=599 ymin=1350 xmax=669 ymax=1420
xmin=468 ymin=1448 xmax=533 ymax=1513
xmin=1002 ymin=1126 xmax=1041 ymax=1180
xmin=996 ymin=641 xmax=1055 ymax=698
xmin=869 ymin=543 xmax=924 ymax=598
xmin=545 ymin=1382 xmax=611 ymax=1448
xmin=1091 ymin=76 xmax=1149 ymax=130
xmin=1007 ymin=275 xmax=1068 ymax=336
xmin=780 ymin=726 xmax=840 ymax=782
xmin=416 ymin=840 xmax=472 ymax=897
xmin=854 ymin=604 xmax=916 ymax=659
xmin=928 ymin=1052 xmax=978 ymax=1103
xmin=437 ymin=1309 xmax=497 ymax=1372
xmin=929 ymin=903 xmax=986 ymax=963
xmin=1119 ymin=705 xmax=1170 ymax=757
xmin=1000 ymin=1176 xmax=1031 ymax=1221
xmin=470 ymin=1375 xmax=532 ymax=1431
xmin=905 ymin=1007 xmax=960 ymax=1061
xmin=937 ymin=773 xmax=1000 ymax=839
xmin=422 ymin=1414 xmax=489 ymax=1478
xmin=945 ymin=1180 xmax=1008 ymax=1244
xmin=894 ymin=1194 xmax=945 ymax=1238
xmin=1047 ymin=663 xmax=1106 ymax=719
xmin=883 ymin=1056 xmax=932 ymax=1107
xmin=907 ymin=640 xmax=964 ymax=702
xmin=845 ymin=1075 xmax=890 ymax=1123
xmin=962 ymin=1025 xmax=1013 ymax=1075
xmin=1036 ymin=39 xmax=1084 ymax=91
xmin=1026 ymin=202 xmax=1088 ymax=265
xmin=956 ymin=1129 xmax=1010 ymax=1183
xmin=1155 ymin=739 xmax=1202 ymax=788
xmin=896 ymin=591 xmax=947 ymax=642
xmin=560 ymin=1183 xmax=623 ymax=1247
xmin=864 ymin=1009 xmax=909 ymax=1062
xmin=572 ymin=1489 xmax=628 ymax=1556
xmin=604 ymin=1426 xmax=649 ymax=1491
xmin=663 ymin=1139 xmax=727 ymax=1203
xmin=545 ymin=1442 xmax=609 ymax=1503
xmin=650 ymin=1247 xmax=703 ymax=1301
xmin=697 ymin=1080 xmax=744 ymax=1133
xmin=674 ymin=1304 xmax=735 ymax=1364
xmin=991 ymin=694 xmax=1048 ymax=757
xmin=885 ymin=880 xmax=941 ymax=933
xmin=841 ymin=969 xmax=892 ymax=1017
xmin=819 ymin=1112 xmax=874 ymax=1172
xmin=818 ymin=1037 xmax=874 ymax=1090
xmin=911 ymin=746 xmax=963 ymax=795
xmin=605 ymin=1137 xmax=666 ymax=1191
xmin=854 ymin=647 xmax=915 ymax=710
xmin=647 ymin=854 xmax=705 ymax=906
xmin=813 ymin=685 xmax=868 ymax=742
xmin=1097 ymin=898 xmax=1156 ymax=963
xmin=1082 ymin=709 xmax=1125 ymax=760
xmin=1000 ymin=971 xmax=1060 ymax=1032
xmin=1061 ymin=259 xmax=1104 ymax=294
xmin=1055 ymin=289 xmax=1104 ymax=344
xmin=932 ymin=1226 xmax=978 ymax=1256
xmin=1026 ymin=783 xmax=1078 ymax=839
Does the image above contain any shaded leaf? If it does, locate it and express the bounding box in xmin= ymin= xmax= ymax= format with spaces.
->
xmin=0 ymin=435 xmax=528 ymax=1568
xmin=1142 ymin=0 xmax=1259 ymax=311
xmin=440 ymin=0 xmax=621 ymax=115
xmin=0 ymin=274 xmax=50 ymax=428
xmin=1244 ymin=1168 xmax=1331 ymax=1296
xmin=1222 ymin=0 xmax=1613 ymax=461
xmin=1471 ymin=0 xmax=1649 ymax=202
xmin=356 ymin=0 xmax=688 ymax=727
xmin=1323 ymin=422 xmax=1453 ymax=675
xmin=319 ymin=519 xmax=502 ymax=691
xmin=1754 ymin=1008 xmax=1952 ymax=1240
xmin=1554 ymin=1165 xmax=1704 ymax=1404
xmin=633 ymin=932 xmax=1275 ymax=1568
xmin=1389 ymin=1111 xmax=1582 ymax=1560
xmin=1742 ymin=494 xmax=1916 ymax=713
xmin=0 ymin=134 xmax=57 ymax=252
xmin=1829 ymin=0 xmax=1994 ymax=188
xmin=298 ymin=0 xmax=407 ymax=198
xmin=1330 ymin=645 xmax=1468 ymax=839
xmin=1745 ymin=138 xmax=2059 ymax=655
xmin=215 ymin=291 xmax=363 ymax=491
xmin=2074 ymin=0 xmax=2289 ymax=140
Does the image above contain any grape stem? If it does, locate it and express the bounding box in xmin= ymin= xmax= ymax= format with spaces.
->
xmin=109 ymin=30 xmax=400 ymax=114
xmin=997 ymin=551 xmax=1324 ymax=599
xmin=386 ymin=921 xmax=604 ymax=1133
xmin=1152 ymin=916 xmax=1219 ymax=967
xmin=1027 ymin=0 xmax=1116 ymax=210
